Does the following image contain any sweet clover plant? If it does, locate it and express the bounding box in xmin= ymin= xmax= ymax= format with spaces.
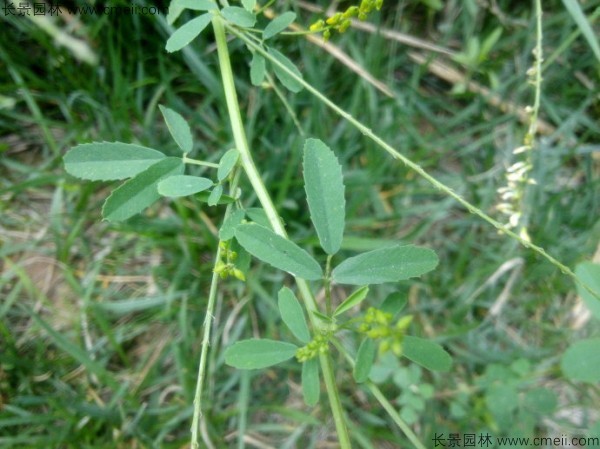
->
xmin=63 ymin=0 xmax=600 ymax=447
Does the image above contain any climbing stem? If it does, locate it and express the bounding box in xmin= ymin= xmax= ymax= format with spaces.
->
xmin=212 ymin=15 xmax=352 ymax=448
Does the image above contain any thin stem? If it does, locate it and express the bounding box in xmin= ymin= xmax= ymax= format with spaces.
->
xmin=229 ymin=24 xmax=600 ymax=300
xmin=324 ymin=255 xmax=333 ymax=316
xmin=183 ymin=154 xmax=220 ymax=168
xmin=212 ymin=15 xmax=352 ymax=448
xmin=191 ymin=168 xmax=242 ymax=449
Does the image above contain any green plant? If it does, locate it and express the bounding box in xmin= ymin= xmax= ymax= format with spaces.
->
xmin=60 ymin=0 xmax=600 ymax=447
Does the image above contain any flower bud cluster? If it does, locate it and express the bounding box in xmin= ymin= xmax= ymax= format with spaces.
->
xmin=358 ymin=307 xmax=412 ymax=356
xmin=296 ymin=332 xmax=330 ymax=362
xmin=213 ymin=241 xmax=245 ymax=281
xmin=309 ymin=0 xmax=383 ymax=41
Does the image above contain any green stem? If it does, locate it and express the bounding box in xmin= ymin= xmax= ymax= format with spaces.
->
xmin=191 ymin=168 xmax=241 ymax=449
xmin=229 ymin=24 xmax=600 ymax=300
xmin=183 ymin=154 xmax=219 ymax=168
xmin=212 ymin=15 xmax=352 ymax=448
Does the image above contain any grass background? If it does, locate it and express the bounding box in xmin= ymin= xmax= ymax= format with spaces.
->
xmin=1 ymin=0 xmax=599 ymax=447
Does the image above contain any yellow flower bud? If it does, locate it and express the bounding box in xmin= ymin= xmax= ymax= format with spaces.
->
xmin=309 ymin=19 xmax=325 ymax=31
xmin=326 ymin=12 xmax=343 ymax=26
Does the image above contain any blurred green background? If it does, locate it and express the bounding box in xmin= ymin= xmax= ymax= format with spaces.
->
xmin=1 ymin=0 xmax=599 ymax=447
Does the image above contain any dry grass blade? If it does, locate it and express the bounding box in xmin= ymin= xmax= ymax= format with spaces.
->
xmin=264 ymin=8 xmax=394 ymax=98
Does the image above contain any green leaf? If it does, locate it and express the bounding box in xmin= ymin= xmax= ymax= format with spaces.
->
xmin=221 ymin=6 xmax=256 ymax=28
xmin=263 ymin=12 xmax=296 ymax=40
xmin=561 ymin=338 xmax=600 ymax=383
xmin=561 ymin=0 xmax=600 ymax=64
xmin=267 ymin=47 xmax=303 ymax=93
xmin=353 ymin=338 xmax=377 ymax=383
xmin=241 ymin=0 xmax=255 ymax=12
xmin=402 ymin=336 xmax=452 ymax=372
xmin=334 ymin=286 xmax=369 ymax=317
xmin=245 ymin=208 xmax=271 ymax=228
xmin=102 ymin=157 xmax=184 ymax=222
xmin=234 ymin=223 xmax=322 ymax=280
xmin=332 ymin=245 xmax=439 ymax=285
xmin=208 ymin=184 xmax=223 ymax=206
xmin=64 ymin=142 xmax=166 ymax=181
xmin=380 ymin=292 xmax=407 ymax=316
xmin=303 ymin=138 xmax=345 ymax=255
xmin=575 ymin=262 xmax=600 ymax=320
xmin=250 ymin=52 xmax=266 ymax=86
xmin=302 ymin=358 xmax=320 ymax=406
xmin=158 ymin=105 xmax=193 ymax=153
xmin=224 ymin=339 xmax=298 ymax=369
xmin=219 ymin=209 xmax=245 ymax=241
xmin=166 ymin=13 xmax=213 ymax=53
xmin=157 ymin=175 xmax=212 ymax=197
xmin=217 ymin=148 xmax=239 ymax=181
xmin=278 ymin=287 xmax=310 ymax=343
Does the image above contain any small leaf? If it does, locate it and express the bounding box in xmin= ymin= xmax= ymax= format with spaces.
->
xmin=302 ymin=358 xmax=320 ymax=406
xmin=102 ymin=157 xmax=184 ymax=222
xmin=278 ymin=287 xmax=311 ymax=343
xmin=166 ymin=13 xmax=213 ymax=53
xmin=267 ymin=47 xmax=303 ymax=93
xmin=561 ymin=338 xmax=600 ymax=383
xmin=217 ymin=148 xmax=239 ymax=181
xmin=380 ymin=292 xmax=407 ymax=316
xmin=303 ymin=138 xmax=345 ymax=255
xmin=158 ymin=175 xmax=212 ymax=197
xmin=354 ymin=338 xmax=377 ymax=383
xmin=234 ymin=223 xmax=322 ymax=280
xmin=208 ymin=184 xmax=223 ymax=206
xmin=334 ymin=286 xmax=369 ymax=317
xmin=250 ymin=53 xmax=266 ymax=86
xmin=64 ymin=142 xmax=165 ymax=181
xmin=263 ymin=12 xmax=296 ymax=40
xmin=332 ymin=245 xmax=439 ymax=285
xmin=224 ymin=339 xmax=298 ymax=369
xmin=402 ymin=336 xmax=452 ymax=372
xmin=221 ymin=6 xmax=256 ymax=28
xmin=241 ymin=0 xmax=255 ymax=12
xmin=158 ymin=105 xmax=193 ymax=153
xmin=219 ymin=209 xmax=245 ymax=240
xmin=575 ymin=262 xmax=600 ymax=320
